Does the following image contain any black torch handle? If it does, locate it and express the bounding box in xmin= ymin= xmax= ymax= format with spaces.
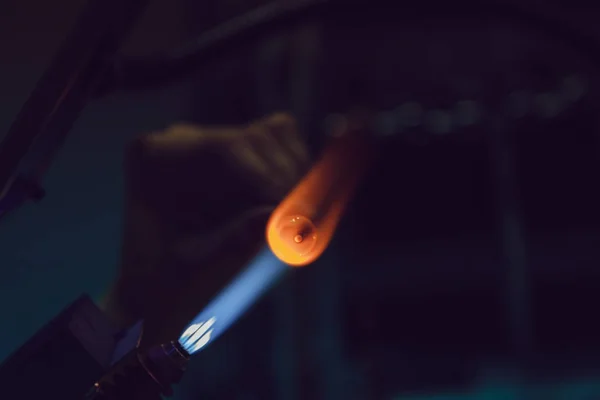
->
xmin=87 ymin=342 xmax=189 ymax=400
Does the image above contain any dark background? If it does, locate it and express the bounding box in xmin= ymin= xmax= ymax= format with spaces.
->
xmin=1 ymin=0 xmax=600 ymax=399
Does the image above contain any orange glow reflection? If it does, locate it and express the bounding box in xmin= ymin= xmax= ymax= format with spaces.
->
xmin=266 ymin=126 xmax=371 ymax=267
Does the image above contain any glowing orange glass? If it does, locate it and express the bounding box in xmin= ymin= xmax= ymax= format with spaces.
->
xmin=266 ymin=128 xmax=371 ymax=267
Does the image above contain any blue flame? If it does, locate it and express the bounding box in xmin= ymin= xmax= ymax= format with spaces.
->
xmin=178 ymin=247 xmax=287 ymax=354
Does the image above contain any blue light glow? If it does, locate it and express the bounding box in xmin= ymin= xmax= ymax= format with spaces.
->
xmin=178 ymin=247 xmax=287 ymax=354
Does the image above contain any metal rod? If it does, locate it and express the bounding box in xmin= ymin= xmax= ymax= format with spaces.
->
xmin=487 ymin=117 xmax=532 ymax=361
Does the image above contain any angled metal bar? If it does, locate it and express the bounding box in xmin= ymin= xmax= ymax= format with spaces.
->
xmin=0 ymin=0 xmax=149 ymax=202
xmin=487 ymin=116 xmax=532 ymax=361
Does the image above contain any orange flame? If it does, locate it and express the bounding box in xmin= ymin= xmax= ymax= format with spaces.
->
xmin=266 ymin=126 xmax=371 ymax=267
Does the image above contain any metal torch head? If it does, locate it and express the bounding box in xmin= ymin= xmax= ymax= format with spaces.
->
xmin=142 ymin=341 xmax=190 ymax=388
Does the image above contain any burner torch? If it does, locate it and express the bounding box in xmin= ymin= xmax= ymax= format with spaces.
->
xmin=87 ymin=115 xmax=372 ymax=398
xmin=0 ymin=116 xmax=372 ymax=400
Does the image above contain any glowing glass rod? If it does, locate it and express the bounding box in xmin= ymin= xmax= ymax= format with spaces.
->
xmin=266 ymin=125 xmax=371 ymax=267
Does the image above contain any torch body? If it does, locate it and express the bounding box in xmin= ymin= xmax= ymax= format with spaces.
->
xmin=87 ymin=341 xmax=189 ymax=400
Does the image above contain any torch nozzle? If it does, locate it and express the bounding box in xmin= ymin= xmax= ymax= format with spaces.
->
xmin=87 ymin=341 xmax=189 ymax=399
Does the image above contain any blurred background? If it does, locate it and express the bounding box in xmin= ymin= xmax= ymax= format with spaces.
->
xmin=1 ymin=0 xmax=600 ymax=399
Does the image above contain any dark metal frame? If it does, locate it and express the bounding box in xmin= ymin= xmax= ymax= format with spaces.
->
xmin=0 ymin=0 xmax=150 ymax=218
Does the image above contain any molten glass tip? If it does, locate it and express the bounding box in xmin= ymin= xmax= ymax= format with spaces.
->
xmin=267 ymin=214 xmax=318 ymax=267
xmin=266 ymin=125 xmax=371 ymax=267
